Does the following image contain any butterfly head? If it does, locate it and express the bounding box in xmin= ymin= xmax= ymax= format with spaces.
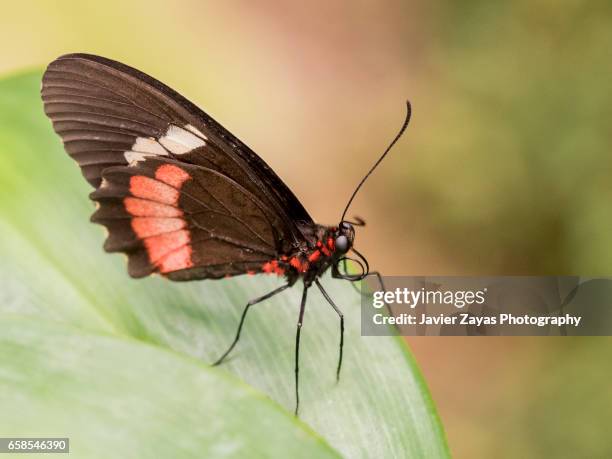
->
xmin=334 ymin=221 xmax=355 ymax=254
xmin=333 ymin=216 xmax=366 ymax=255
xmin=329 ymin=218 xmax=371 ymax=281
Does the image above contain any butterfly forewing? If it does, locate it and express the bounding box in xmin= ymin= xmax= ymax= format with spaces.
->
xmin=42 ymin=53 xmax=314 ymax=279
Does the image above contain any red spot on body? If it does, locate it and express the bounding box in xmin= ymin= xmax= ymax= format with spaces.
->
xmin=289 ymin=256 xmax=309 ymax=273
xmin=131 ymin=217 xmax=185 ymax=238
xmin=155 ymin=164 xmax=190 ymax=188
xmin=289 ymin=257 xmax=301 ymax=269
xmin=129 ymin=176 xmax=179 ymax=205
xmin=327 ymin=237 xmax=335 ymax=250
xmin=124 ymin=197 xmax=182 ymax=218
xmin=308 ymin=250 xmax=321 ymax=262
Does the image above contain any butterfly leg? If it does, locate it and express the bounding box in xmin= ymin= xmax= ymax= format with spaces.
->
xmin=368 ymin=271 xmax=394 ymax=317
xmin=315 ymin=279 xmax=344 ymax=382
xmin=212 ymin=283 xmax=290 ymax=366
xmin=294 ymin=285 xmax=309 ymax=416
xmin=337 ymin=261 xmax=395 ymax=318
xmin=342 ymin=258 xmax=368 ymax=295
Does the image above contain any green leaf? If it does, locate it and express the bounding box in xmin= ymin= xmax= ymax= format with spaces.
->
xmin=0 ymin=70 xmax=449 ymax=458
xmin=0 ymin=317 xmax=337 ymax=459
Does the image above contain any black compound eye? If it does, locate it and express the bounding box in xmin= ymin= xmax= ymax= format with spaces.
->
xmin=335 ymin=235 xmax=350 ymax=253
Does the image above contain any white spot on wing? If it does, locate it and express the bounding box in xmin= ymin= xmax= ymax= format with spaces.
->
xmin=124 ymin=136 xmax=168 ymax=164
xmin=133 ymin=137 xmax=168 ymax=155
xmin=159 ymin=124 xmax=206 ymax=154
xmin=124 ymin=151 xmax=151 ymax=164
xmin=185 ymin=124 xmax=208 ymax=140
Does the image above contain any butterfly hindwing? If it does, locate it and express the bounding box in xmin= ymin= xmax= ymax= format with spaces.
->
xmin=90 ymin=156 xmax=279 ymax=279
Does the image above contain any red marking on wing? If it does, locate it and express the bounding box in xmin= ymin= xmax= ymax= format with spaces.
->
xmin=142 ymin=229 xmax=193 ymax=274
xmin=262 ymin=262 xmax=273 ymax=273
xmin=155 ymin=164 xmax=190 ymax=188
xmin=130 ymin=176 xmax=179 ymax=205
xmin=308 ymin=250 xmax=321 ymax=262
xmin=261 ymin=260 xmax=286 ymax=276
xmin=131 ymin=217 xmax=185 ymax=238
xmin=122 ymin=164 xmax=194 ymax=274
xmin=272 ymin=260 xmax=285 ymax=275
xmin=327 ymin=237 xmax=335 ymax=250
xmin=159 ymin=245 xmax=193 ymax=273
xmin=124 ymin=197 xmax=183 ymax=217
xmin=144 ymin=229 xmax=190 ymax=263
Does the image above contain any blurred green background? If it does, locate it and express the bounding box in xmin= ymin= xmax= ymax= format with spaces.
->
xmin=1 ymin=1 xmax=611 ymax=457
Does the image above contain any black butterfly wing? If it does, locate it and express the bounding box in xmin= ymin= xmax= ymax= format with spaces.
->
xmin=42 ymin=53 xmax=313 ymax=278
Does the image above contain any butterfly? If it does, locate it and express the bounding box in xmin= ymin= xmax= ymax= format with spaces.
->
xmin=41 ymin=53 xmax=410 ymax=415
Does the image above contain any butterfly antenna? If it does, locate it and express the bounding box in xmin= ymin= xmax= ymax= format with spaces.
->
xmin=340 ymin=100 xmax=412 ymax=223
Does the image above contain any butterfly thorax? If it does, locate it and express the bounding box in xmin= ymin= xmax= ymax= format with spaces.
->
xmin=259 ymin=223 xmax=354 ymax=286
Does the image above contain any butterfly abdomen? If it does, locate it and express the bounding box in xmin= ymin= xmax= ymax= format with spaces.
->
xmin=258 ymin=229 xmax=339 ymax=283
